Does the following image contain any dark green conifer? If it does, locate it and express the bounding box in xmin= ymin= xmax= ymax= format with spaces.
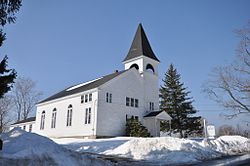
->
xmin=125 ymin=117 xmax=151 ymax=137
xmin=160 ymin=64 xmax=203 ymax=138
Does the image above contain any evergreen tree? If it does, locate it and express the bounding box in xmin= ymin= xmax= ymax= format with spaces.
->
xmin=0 ymin=0 xmax=22 ymax=98
xmin=125 ymin=117 xmax=151 ymax=137
xmin=0 ymin=56 xmax=16 ymax=98
xmin=160 ymin=64 xmax=203 ymax=138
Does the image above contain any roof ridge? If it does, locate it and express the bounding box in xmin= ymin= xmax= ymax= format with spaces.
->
xmin=38 ymin=70 xmax=127 ymax=104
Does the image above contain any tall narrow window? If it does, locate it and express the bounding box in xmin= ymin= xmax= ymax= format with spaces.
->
xmin=106 ymin=92 xmax=112 ymax=103
xmin=126 ymin=97 xmax=130 ymax=106
xmin=23 ymin=125 xmax=26 ymax=130
xmin=85 ymin=94 xmax=88 ymax=103
xmin=131 ymin=98 xmax=134 ymax=107
xmin=40 ymin=111 xmax=45 ymax=130
xmin=89 ymin=93 xmax=92 ymax=102
xmin=85 ymin=107 xmax=91 ymax=124
xmin=106 ymin=93 xmax=109 ymax=103
xmin=51 ymin=108 xmax=57 ymax=128
xmin=135 ymin=99 xmax=139 ymax=108
xmin=81 ymin=95 xmax=84 ymax=103
xmin=109 ymin=93 xmax=112 ymax=103
xmin=150 ymin=102 xmax=154 ymax=110
xmin=67 ymin=105 xmax=73 ymax=126
xmin=88 ymin=108 xmax=91 ymax=124
xmin=85 ymin=108 xmax=88 ymax=124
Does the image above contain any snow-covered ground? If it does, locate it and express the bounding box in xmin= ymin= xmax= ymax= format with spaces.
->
xmin=53 ymin=135 xmax=250 ymax=165
xmin=1 ymin=128 xmax=249 ymax=165
xmin=0 ymin=128 xmax=112 ymax=166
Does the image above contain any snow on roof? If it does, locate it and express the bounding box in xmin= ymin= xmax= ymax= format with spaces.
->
xmin=66 ymin=77 xmax=103 ymax=91
xmin=39 ymin=70 xmax=127 ymax=104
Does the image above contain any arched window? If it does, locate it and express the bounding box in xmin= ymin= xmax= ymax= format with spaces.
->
xmin=40 ymin=111 xmax=45 ymax=130
xmin=146 ymin=64 xmax=155 ymax=73
xmin=51 ymin=108 xmax=57 ymax=128
xmin=130 ymin=64 xmax=139 ymax=70
xmin=66 ymin=105 xmax=73 ymax=126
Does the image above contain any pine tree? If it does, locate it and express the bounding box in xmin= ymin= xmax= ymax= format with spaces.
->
xmin=160 ymin=64 xmax=203 ymax=138
xmin=125 ymin=117 xmax=151 ymax=137
xmin=0 ymin=0 xmax=21 ymax=99
xmin=0 ymin=56 xmax=16 ymax=98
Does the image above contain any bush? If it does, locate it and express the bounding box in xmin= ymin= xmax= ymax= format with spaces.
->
xmin=125 ymin=117 xmax=151 ymax=137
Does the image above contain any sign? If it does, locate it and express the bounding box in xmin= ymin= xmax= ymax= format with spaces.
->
xmin=207 ymin=125 xmax=216 ymax=139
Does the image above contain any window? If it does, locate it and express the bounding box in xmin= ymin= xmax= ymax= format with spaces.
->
xmin=135 ymin=99 xmax=139 ymax=108
xmin=150 ymin=102 xmax=154 ymax=111
xmin=81 ymin=93 xmax=92 ymax=103
xmin=126 ymin=97 xmax=130 ymax=106
xmin=106 ymin=93 xmax=109 ymax=102
xmin=131 ymin=98 xmax=134 ymax=107
xmin=51 ymin=108 xmax=57 ymax=128
xmin=29 ymin=124 xmax=32 ymax=132
xmin=109 ymin=93 xmax=112 ymax=103
xmin=85 ymin=107 xmax=91 ymax=124
xmin=106 ymin=92 xmax=112 ymax=103
xmin=126 ymin=97 xmax=139 ymax=108
xmin=23 ymin=125 xmax=26 ymax=130
xmin=135 ymin=116 xmax=139 ymax=121
xmin=81 ymin=95 xmax=84 ymax=103
xmin=130 ymin=64 xmax=139 ymax=70
xmin=67 ymin=105 xmax=73 ymax=126
xmin=40 ymin=111 xmax=45 ymax=130
xmin=146 ymin=64 xmax=155 ymax=73
xmin=89 ymin=93 xmax=92 ymax=102
xmin=88 ymin=108 xmax=91 ymax=124
xmin=85 ymin=94 xmax=88 ymax=103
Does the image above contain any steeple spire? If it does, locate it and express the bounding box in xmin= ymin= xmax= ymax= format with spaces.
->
xmin=123 ymin=23 xmax=160 ymax=62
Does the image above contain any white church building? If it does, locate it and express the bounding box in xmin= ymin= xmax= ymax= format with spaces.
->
xmin=10 ymin=24 xmax=171 ymax=138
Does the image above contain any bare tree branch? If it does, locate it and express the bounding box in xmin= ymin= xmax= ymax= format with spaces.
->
xmin=12 ymin=77 xmax=42 ymax=121
xmin=203 ymin=21 xmax=250 ymax=116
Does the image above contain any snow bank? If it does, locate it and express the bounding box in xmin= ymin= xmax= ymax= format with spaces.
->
xmin=209 ymin=136 xmax=250 ymax=154
xmin=0 ymin=128 xmax=112 ymax=166
xmin=53 ymin=136 xmax=250 ymax=165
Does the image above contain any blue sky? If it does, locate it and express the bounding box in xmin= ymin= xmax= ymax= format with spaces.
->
xmin=1 ymin=0 xmax=250 ymax=127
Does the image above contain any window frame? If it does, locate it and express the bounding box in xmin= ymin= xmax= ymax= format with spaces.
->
xmin=85 ymin=94 xmax=88 ymax=103
xmin=89 ymin=93 xmax=92 ymax=102
xmin=135 ymin=99 xmax=139 ymax=108
xmin=126 ymin=97 xmax=130 ymax=106
xmin=85 ymin=107 xmax=91 ymax=124
xmin=40 ymin=111 xmax=45 ymax=130
xmin=66 ymin=105 xmax=73 ymax=126
xmin=131 ymin=98 xmax=134 ymax=107
xmin=81 ymin=95 xmax=84 ymax=103
xmin=109 ymin=93 xmax=112 ymax=103
xmin=51 ymin=108 xmax=57 ymax=128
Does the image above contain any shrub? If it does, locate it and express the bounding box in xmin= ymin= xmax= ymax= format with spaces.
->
xmin=125 ymin=117 xmax=151 ymax=137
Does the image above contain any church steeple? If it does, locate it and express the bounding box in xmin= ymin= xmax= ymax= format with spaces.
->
xmin=123 ymin=23 xmax=160 ymax=62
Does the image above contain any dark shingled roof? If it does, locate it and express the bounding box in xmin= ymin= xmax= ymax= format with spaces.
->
xmin=144 ymin=111 xmax=162 ymax=117
xmin=38 ymin=70 xmax=127 ymax=104
xmin=12 ymin=117 xmax=36 ymax=125
xmin=123 ymin=23 xmax=160 ymax=62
